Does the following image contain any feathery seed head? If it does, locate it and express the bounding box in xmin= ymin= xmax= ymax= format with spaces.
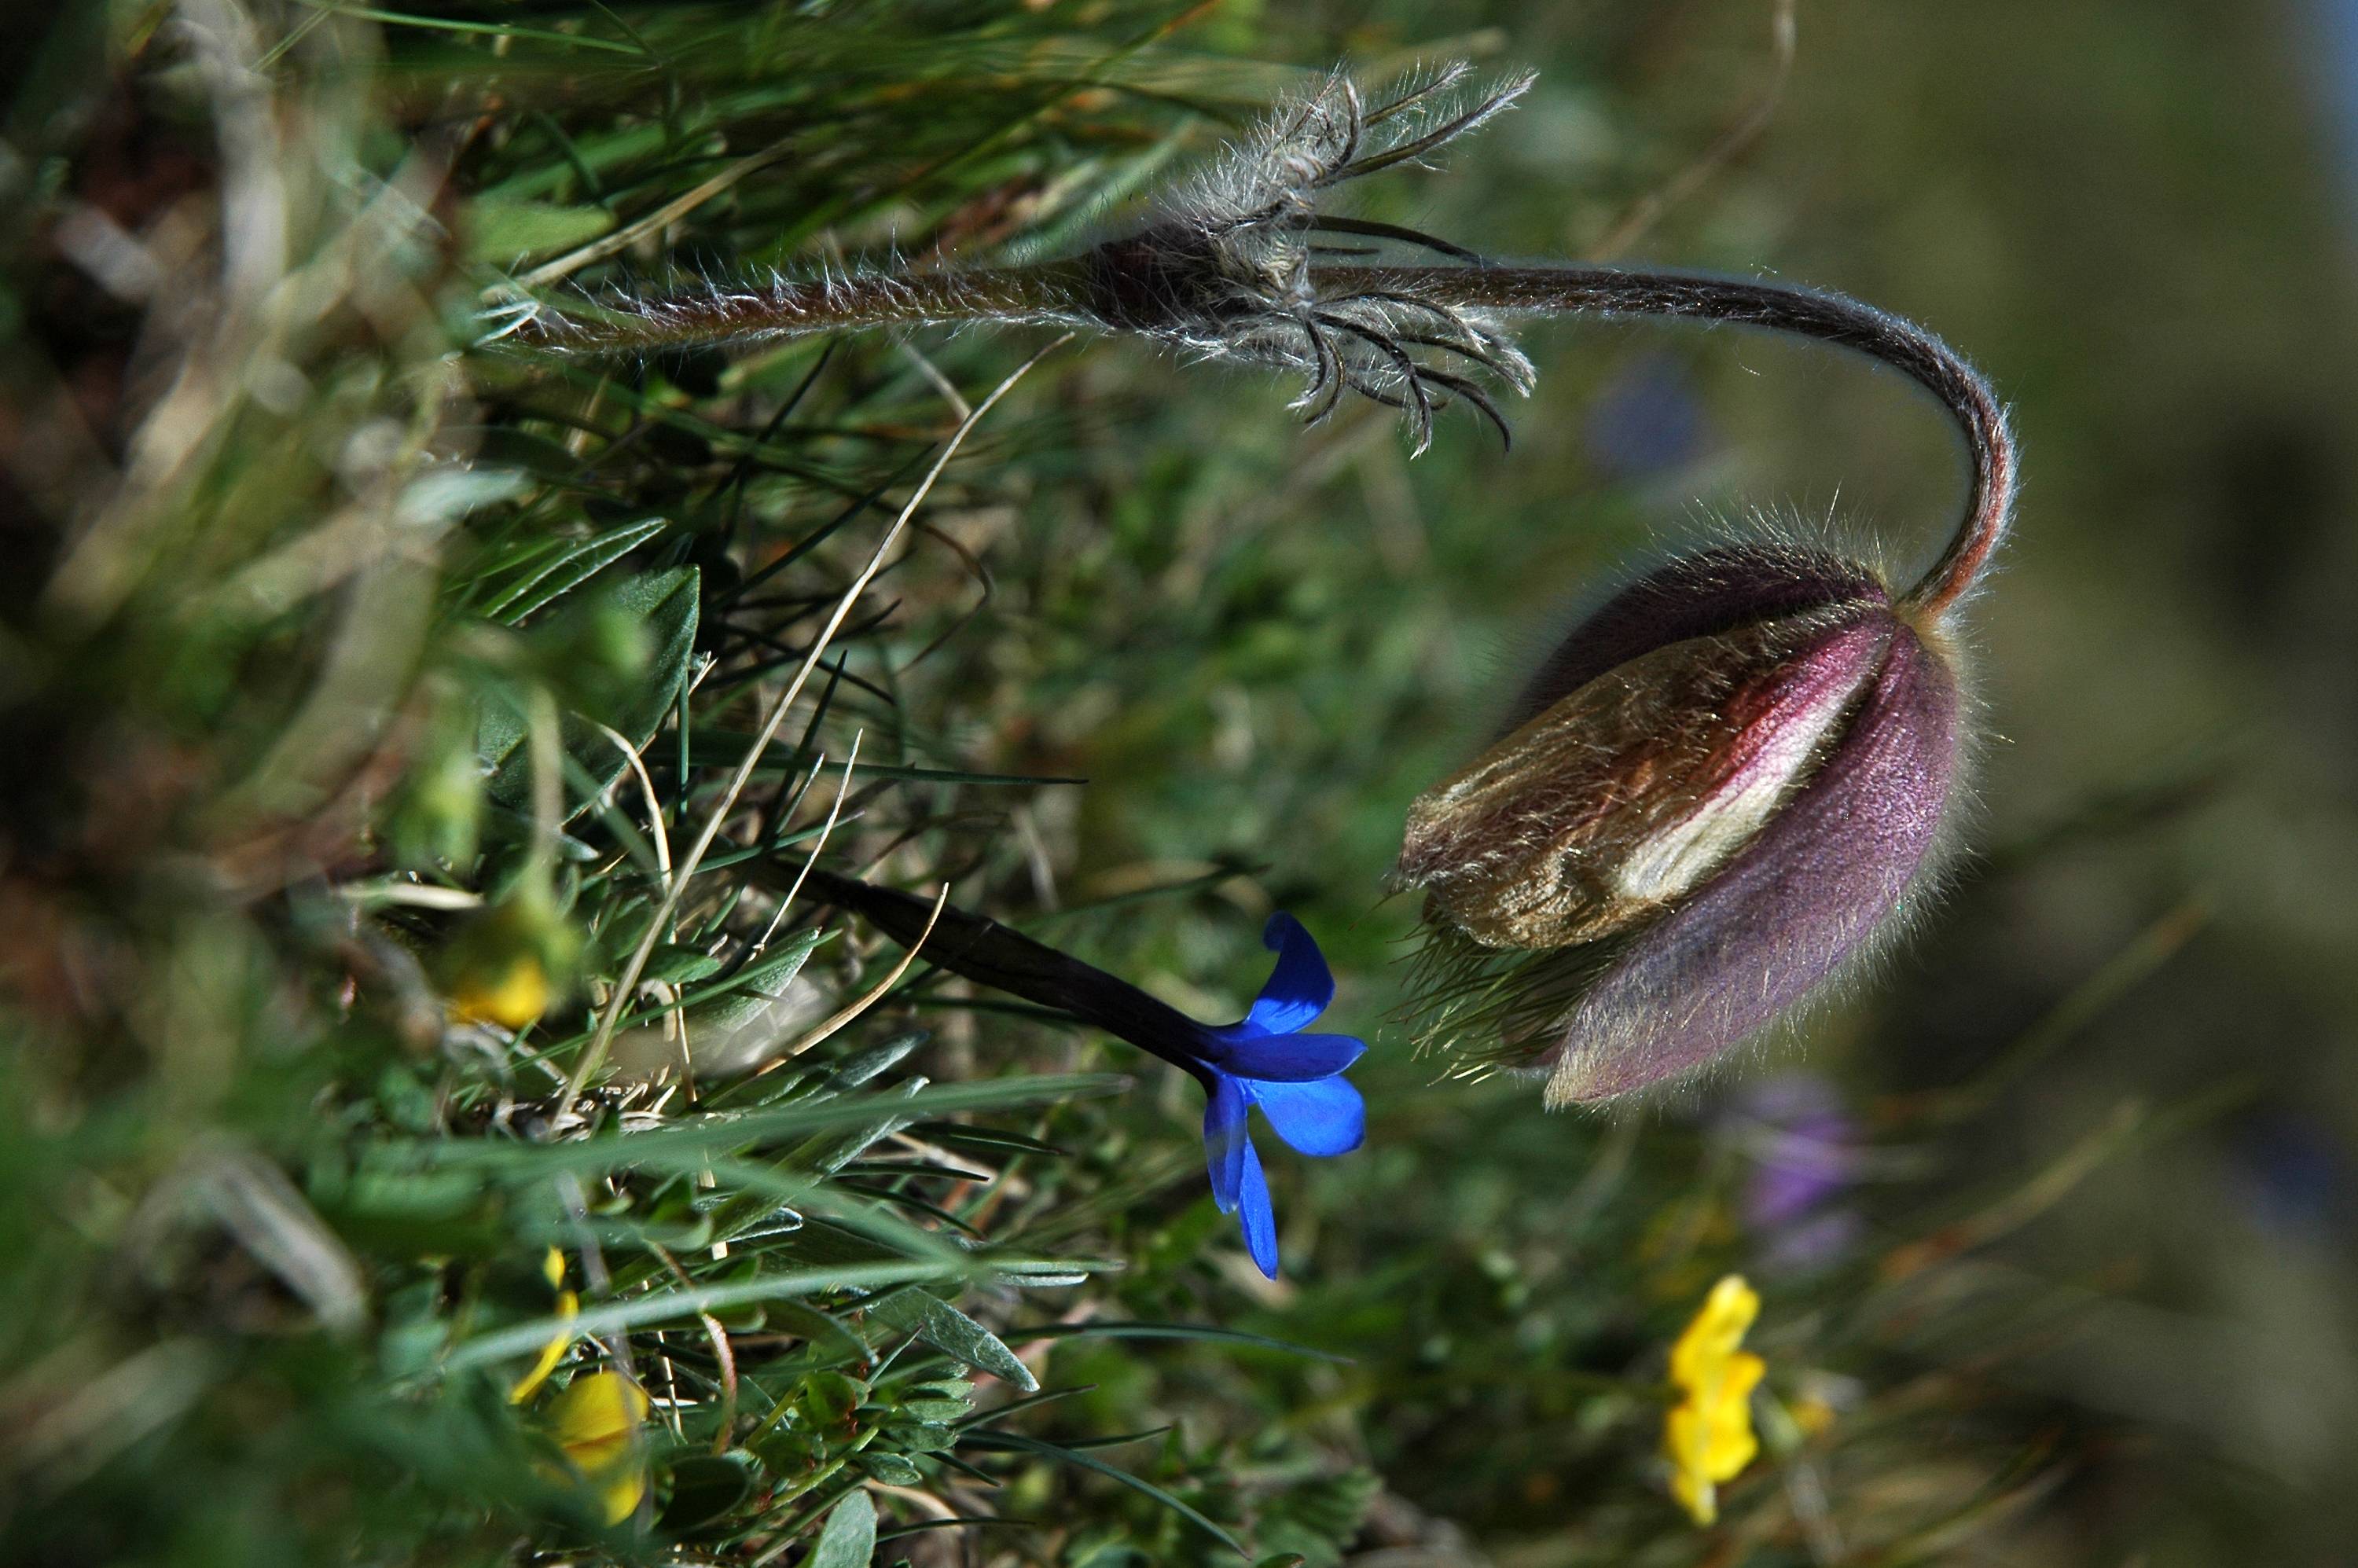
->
xmin=1080 ymin=64 xmax=1539 ymax=454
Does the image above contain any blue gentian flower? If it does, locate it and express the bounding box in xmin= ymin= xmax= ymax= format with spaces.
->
xmin=795 ymin=870 xmax=1367 ymax=1279
xmin=1192 ymin=914 xmax=1366 ymax=1277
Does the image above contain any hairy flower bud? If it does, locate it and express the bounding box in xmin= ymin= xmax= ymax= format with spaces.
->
xmin=1398 ymin=542 xmax=1970 ymax=1105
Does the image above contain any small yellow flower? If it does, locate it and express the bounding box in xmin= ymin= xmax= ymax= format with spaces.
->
xmin=1663 ymin=1273 xmax=1765 ymax=1526
xmin=450 ymin=951 xmax=553 ymax=1030
xmin=509 ymin=1247 xmax=580 ymax=1405
xmin=546 ymin=1372 xmax=651 ymax=1525
xmin=443 ymin=894 xmax=578 ymax=1030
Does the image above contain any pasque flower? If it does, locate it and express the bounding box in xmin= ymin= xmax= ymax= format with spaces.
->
xmin=531 ymin=64 xmax=2018 ymax=1107
xmin=795 ymin=869 xmax=1364 ymax=1279
xmin=1397 ymin=512 xmax=2004 ymax=1104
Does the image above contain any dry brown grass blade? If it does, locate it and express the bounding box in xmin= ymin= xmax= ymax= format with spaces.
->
xmin=769 ymin=884 xmax=949 ymax=1064
xmin=553 ymin=334 xmax=1074 ymax=1124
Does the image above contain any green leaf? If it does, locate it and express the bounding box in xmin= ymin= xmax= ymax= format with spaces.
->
xmin=480 ymin=564 xmax=699 ymax=814
xmin=950 ymin=1383 xmax=1087 ymax=1430
xmin=478 ymin=517 xmax=671 ymax=624
xmin=854 ymin=1450 xmax=924 ymax=1485
xmin=1250 ymin=1468 xmax=1380 ymax=1568
xmin=808 ymin=1489 xmax=877 ymax=1568
xmin=727 ymin=927 xmax=833 ymax=999
xmin=465 ymin=196 xmax=618 ymax=264
xmin=657 ymin=1452 xmax=755 ymax=1533
xmin=689 ymin=733 xmax=1084 ymax=788
xmin=290 ymin=5 xmax=647 ymax=56
xmin=594 ymin=564 xmax=701 ymax=756
xmin=909 ymin=1123 xmax=1068 ymax=1159
xmin=825 ymin=1031 xmax=927 ymax=1089
xmin=801 ymin=1078 xmax=931 ymax=1177
xmin=642 ymin=943 xmax=725 ymax=986
xmin=766 ymin=1300 xmax=871 ymax=1367
xmin=966 ymin=1430 xmax=1247 ymax=1557
xmin=1006 ymin=1321 xmax=1348 ymax=1364
xmin=686 ymin=928 xmax=837 ymax=1034
xmin=443 ymin=1259 xmax=975 ymax=1369
xmin=799 ymin=1371 xmax=866 ymax=1423
xmin=888 ymin=1418 xmax=957 ymax=1451
xmin=867 ymin=1287 xmax=1038 ymax=1393
xmin=1056 ymin=1425 xmax=1171 ymax=1452
xmin=416 ymin=1073 xmax=1131 ymax=1175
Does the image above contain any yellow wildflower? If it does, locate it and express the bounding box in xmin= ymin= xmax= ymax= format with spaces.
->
xmin=449 ymin=951 xmax=553 ymax=1030
xmin=443 ymin=894 xmax=578 ymax=1030
xmin=508 ymin=1247 xmax=581 ymax=1404
xmin=1662 ymin=1273 xmax=1765 ymax=1526
xmin=546 ymin=1372 xmax=651 ymax=1526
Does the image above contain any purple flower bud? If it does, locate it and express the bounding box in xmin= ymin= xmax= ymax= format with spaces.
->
xmin=1397 ymin=543 xmax=1967 ymax=1104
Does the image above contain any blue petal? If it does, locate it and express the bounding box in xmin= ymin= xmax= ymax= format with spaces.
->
xmin=1243 ymin=1075 xmax=1365 ymax=1157
xmin=1197 ymin=1030 xmax=1365 ymax=1082
xmin=1202 ymin=1073 xmax=1248 ymax=1214
xmin=1235 ymin=1134 xmax=1279 ymax=1279
xmin=1239 ymin=912 xmax=1335 ymax=1037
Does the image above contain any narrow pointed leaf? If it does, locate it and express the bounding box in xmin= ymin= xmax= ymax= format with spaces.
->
xmin=868 ymin=1287 xmax=1038 ymax=1393
xmin=965 ymin=1430 xmax=1247 ymax=1556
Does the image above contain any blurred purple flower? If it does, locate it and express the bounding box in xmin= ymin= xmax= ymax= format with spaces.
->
xmin=2231 ymin=1110 xmax=2352 ymax=1241
xmin=1581 ymin=351 xmax=1708 ymax=481
xmin=1730 ymin=1074 xmax=1864 ymax=1273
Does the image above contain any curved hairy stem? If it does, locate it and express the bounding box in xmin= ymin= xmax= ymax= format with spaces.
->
xmin=500 ymin=64 xmax=2011 ymax=610
xmin=510 ymin=252 xmax=2010 ymax=612
xmin=1307 ymin=264 xmax=2015 ymax=615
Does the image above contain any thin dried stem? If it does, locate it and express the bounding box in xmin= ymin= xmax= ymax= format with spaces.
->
xmin=768 ymin=883 xmax=948 ymax=1063
xmin=751 ymin=733 xmax=861 ymax=953
xmin=1588 ymin=0 xmax=1800 ymax=262
xmin=550 ymin=337 xmax=1071 ymax=1124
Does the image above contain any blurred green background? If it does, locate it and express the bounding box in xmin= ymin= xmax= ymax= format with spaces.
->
xmin=6 ymin=2 xmax=2357 ymax=1565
